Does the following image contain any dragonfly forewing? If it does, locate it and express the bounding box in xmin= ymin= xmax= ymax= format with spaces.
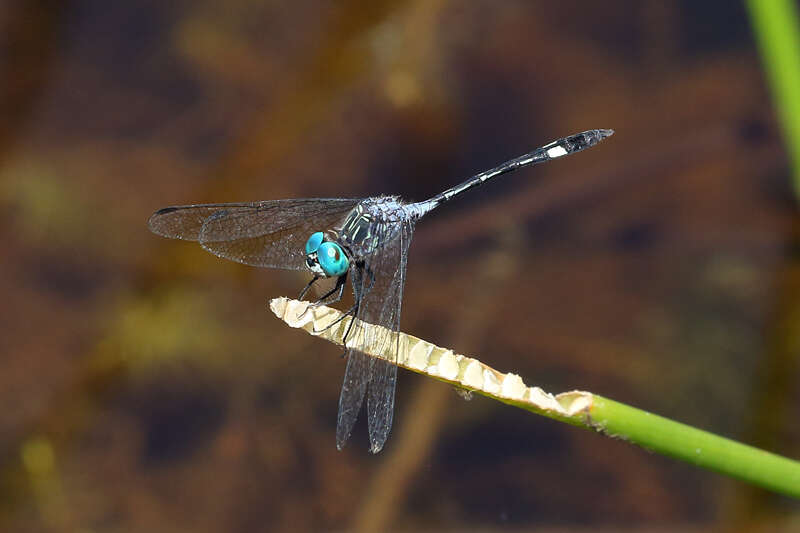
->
xmin=149 ymin=199 xmax=359 ymax=270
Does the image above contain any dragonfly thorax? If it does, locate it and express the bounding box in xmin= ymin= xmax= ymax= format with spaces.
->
xmin=304 ymin=231 xmax=349 ymax=277
xmin=338 ymin=197 xmax=412 ymax=257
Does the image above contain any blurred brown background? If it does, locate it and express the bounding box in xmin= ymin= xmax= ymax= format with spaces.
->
xmin=1 ymin=1 xmax=799 ymax=532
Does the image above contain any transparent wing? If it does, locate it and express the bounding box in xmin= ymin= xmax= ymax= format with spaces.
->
xmin=335 ymin=266 xmax=371 ymax=450
xmin=364 ymin=219 xmax=413 ymax=452
xmin=147 ymin=199 xmax=359 ymax=270
xmin=335 ymin=218 xmax=414 ymax=453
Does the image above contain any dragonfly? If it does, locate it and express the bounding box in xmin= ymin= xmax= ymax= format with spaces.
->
xmin=147 ymin=129 xmax=613 ymax=453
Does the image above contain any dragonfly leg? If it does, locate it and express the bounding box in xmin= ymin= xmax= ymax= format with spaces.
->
xmin=297 ymin=276 xmax=321 ymax=320
xmin=310 ymin=300 xmax=359 ymax=358
xmin=336 ymin=263 xmax=373 ymax=357
xmin=310 ymin=264 xmax=365 ymax=357
xmin=298 ymin=275 xmax=319 ymax=301
xmin=311 ymin=301 xmax=357 ymax=334
xmin=338 ymin=302 xmax=359 ymax=356
xmin=311 ymin=273 xmax=347 ymax=306
xmin=300 ymin=273 xmax=348 ymax=321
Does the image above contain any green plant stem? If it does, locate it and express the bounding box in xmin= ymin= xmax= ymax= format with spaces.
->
xmin=271 ymin=297 xmax=800 ymax=499
xmin=586 ymin=396 xmax=800 ymax=498
xmin=747 ymin=0 xmax=800 ymax=197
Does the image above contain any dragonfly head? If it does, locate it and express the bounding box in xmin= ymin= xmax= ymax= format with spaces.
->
xmin=304 ymin=232 xmax=349 ymax=277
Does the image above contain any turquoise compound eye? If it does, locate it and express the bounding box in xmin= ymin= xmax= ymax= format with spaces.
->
xmin=305 ymin=232 xmax=324 ymax=254
xmin=317 ymin=242 xmax=349 ymax=277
